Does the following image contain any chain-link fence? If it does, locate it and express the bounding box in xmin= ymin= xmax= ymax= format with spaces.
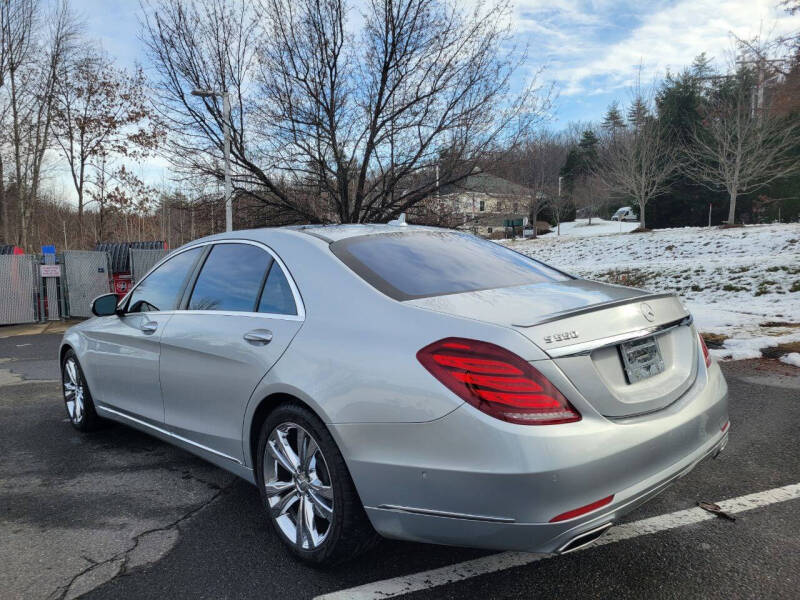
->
xmin=130 ymin=248 xmax=170 ymax=284
xmin=1 ymin=247 xmax=170 ymax=325
xmin=63 ymin=251 xmax=112 ymax=318
xmin=0 ymin=255 xmax=39 ymax=325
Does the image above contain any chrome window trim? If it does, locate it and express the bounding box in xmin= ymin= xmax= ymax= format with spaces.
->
xmin=96 ymin=405 xmax=242 ymax=464
xmin=545 ymin=315 xmax=693 ymax=358
xmin=117 ymin=238 xmax=306 ymax=321
xmin=124 ymin=309 xmax=304 ymax=322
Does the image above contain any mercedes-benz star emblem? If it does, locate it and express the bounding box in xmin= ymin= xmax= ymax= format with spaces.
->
xmin=640 ymin=302 xmax=656 ymax=322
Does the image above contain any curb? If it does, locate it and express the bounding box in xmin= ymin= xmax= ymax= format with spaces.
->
xmin=0 ymin=320 xmax=83 ymax=339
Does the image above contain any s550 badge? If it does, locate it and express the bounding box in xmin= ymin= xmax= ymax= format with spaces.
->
xmin=543 ymin=331 xmax=578 ymax=344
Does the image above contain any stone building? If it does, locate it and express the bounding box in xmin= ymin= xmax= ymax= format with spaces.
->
xmin=435 ymin=171 xmax=533 ymax=238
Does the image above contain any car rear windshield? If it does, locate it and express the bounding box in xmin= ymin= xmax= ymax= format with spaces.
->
xmin=330 ymin=231 xmax=571 ymax=300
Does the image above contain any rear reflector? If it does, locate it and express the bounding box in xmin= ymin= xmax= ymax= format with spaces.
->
xmin=698 ymin=334 xmax=711 ymax=368
xmin=721 ymin=420 xmax=730 ymax=432
xmin=417 ymin=337 xmax=581 ymax=425
xmin=549 ymin=495 xmax=615 ymax=523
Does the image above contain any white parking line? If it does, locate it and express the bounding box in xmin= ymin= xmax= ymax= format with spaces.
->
xmin=315 ymin=482 xmax=800 ymax=600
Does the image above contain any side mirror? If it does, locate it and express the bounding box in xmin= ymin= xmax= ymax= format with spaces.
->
xmin=91 ymin=293 xmax=120 ymax=317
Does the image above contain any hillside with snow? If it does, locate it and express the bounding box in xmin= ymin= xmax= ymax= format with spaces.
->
xmin=542 ymin=218 xmax=639 ymax=237
xmin=503 ymin=219 xmax=800 ymax=361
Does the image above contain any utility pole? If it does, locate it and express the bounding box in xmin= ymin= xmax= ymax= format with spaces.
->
xmin=192 ymin=88 xmax=232 ymax=232
xmin=557 ymin=176 xmax=563 ymax=236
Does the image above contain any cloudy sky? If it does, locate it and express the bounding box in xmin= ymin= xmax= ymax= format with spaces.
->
xmin=75 ymin=0 xmax=800 ymax=124
xmin=58 ymin=0 xmax=799 ymax=195
xmin=509 ymin=0 xmax=800 ymax=123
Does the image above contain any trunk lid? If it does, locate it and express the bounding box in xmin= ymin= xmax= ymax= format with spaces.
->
xmin=408 ymin=279 xmax=697 ymax=417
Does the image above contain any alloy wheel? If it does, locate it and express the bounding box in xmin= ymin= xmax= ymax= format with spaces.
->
xmin=63 ymin=358 xmax=85 ymax=423
xmin=263 ymin=422 xmax=334 ymax=550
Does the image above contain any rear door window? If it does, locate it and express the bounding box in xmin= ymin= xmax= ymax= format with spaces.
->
xmin=331 ymin=231 xmax=570 ymax=301
xmin=258 ymin=264 xmax=297 ymax=315
xmin=188 ymin=244 xmax=272 ymax=312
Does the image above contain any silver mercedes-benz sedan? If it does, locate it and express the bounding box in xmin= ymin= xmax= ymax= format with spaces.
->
xmin=60 ymin=224 xmax=729 ymax=564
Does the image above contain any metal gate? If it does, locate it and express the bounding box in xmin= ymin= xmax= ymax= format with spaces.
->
xmin=130 ymin=248 xmax=169 ymax=284
xmin=0 ymin=255 xmax=38 ymax=325
xmin=63 ymin=251 xmax=112 ymax=318
xmin=43 ymin=254 xmax=61 ymax=320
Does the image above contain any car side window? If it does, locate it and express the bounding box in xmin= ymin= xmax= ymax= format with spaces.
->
xmin=258 ymin=263 xmax=297 ymax=316
xmin=127 ymin=247 xmax=203 ymax=313
xmin=188 ymin=243 xmax=273 ymax=312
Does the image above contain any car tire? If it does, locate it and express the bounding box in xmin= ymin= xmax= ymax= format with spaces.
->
xmin=61 ymin=350 xmax=104 ymax=432
xmin=256 ymin=402 xmax=380 ymax=565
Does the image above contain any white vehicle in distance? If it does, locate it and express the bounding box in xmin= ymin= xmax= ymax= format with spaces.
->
xmin=611 ymin=206 xmax=639 ymax=222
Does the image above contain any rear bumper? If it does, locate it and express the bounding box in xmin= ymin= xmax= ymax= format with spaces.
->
xmin=364 ymin=427 xmax=728 ymax=553
xmin=331 ymin=358 xmax=729 ymax=553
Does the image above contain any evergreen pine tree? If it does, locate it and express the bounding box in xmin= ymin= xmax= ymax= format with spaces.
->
xmin=601 ymin=101 xmax=626 ymax=133
xmin=690 ymin=52 xmax=713 ymax=80
xmin=578 ymin=130 xmax=599 ymax=174
xmin=627 ymin=96 xmax=650 ymax=129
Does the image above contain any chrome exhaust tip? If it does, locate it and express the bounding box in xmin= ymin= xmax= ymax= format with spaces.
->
xmin=712 ymin=434 xmax=729 ymax=459
xmin=556 ymin=522 xmax=614 ymax=554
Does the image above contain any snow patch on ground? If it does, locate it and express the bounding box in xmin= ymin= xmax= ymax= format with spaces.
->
xmin=541 ymin=218 xmax=639 ymax=237
xmin=503 ymin=219 xmax=800 ymax=360
xmin=780 ymin=353 xmax=800 ymax=368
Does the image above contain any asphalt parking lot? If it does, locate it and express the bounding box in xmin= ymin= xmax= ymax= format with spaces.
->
xmin=1 ymin=332 xmax=799 ymax=600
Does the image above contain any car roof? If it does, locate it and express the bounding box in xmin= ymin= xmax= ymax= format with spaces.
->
xmin=173 ymin=223 xmax=449 ymax=253
xmin=286 ymin=223 xmax=442 ymax=242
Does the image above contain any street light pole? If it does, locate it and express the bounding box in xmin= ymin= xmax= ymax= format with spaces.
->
xmin=557 ymin=176 xmax=563 ymax=236
xmin=223 ymin=92 xmax=232 ymax=232
xmin=192 ymin=88 xmax=232 ymax=232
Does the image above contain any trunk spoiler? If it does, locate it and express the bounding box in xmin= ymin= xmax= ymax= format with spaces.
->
xmin=511 ymin=292 xmax=677 ymax=328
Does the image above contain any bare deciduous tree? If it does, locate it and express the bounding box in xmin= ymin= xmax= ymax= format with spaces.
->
xmin=572 ymin=174 xmax=608 ymax=225
xmin=89 ymin=159 xmax=157 ymax=242
xmin=52 ymin=48 xmax=163 ymax=245
xmin=684 ymin=87 xmax=800 ymax=224
xmin=0 ymin=0 xmax=36 ymax=244
xmin=1 ymin=0 xmax=78 ymax=249
xmin=594 ymin=119 xmax=680 ymax=230
xmin=141 ymin=0 xmax=550 ymax=225
xmin=519 ymin=133 xmax=567 ymax=236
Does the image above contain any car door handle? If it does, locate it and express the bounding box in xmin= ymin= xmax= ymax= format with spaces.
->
xmin=244 ymin=329 xmax=273 ymax=345
xmin=141 ymin=321 xmax=159 ymax=334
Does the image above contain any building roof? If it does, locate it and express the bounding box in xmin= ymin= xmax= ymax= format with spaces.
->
xmin=439 ymin=172 xmax=533 ymax=197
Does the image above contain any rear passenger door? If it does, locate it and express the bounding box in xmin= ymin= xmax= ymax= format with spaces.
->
xmin=159 ymin=241 xmax=304 ymax=463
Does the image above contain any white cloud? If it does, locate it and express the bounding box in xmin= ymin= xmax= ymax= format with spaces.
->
xmin=512 ymin=0 xmax=800 ymax=96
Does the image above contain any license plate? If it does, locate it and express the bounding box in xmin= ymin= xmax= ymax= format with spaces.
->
xmin=620 ymin=336 xmax=665 ymax=383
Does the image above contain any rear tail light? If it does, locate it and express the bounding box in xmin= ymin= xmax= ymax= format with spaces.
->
xmin=698 ymin=333 xmax=711 ymax=368
xmin=417 ymin=337 xmax=581 ymax=425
